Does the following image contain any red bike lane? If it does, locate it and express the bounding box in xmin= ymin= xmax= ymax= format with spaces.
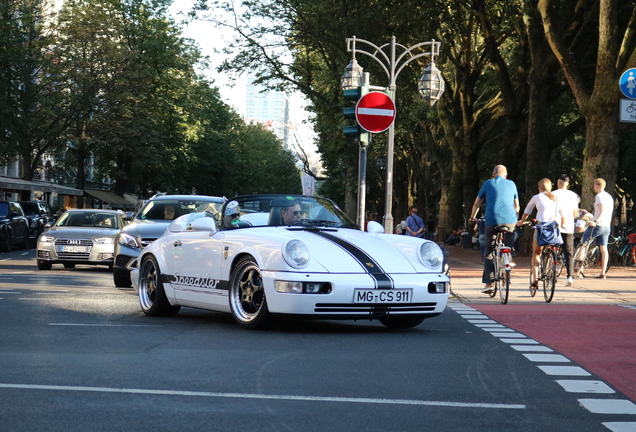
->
xmin=472 ymin=304 xmax=636 ymax=402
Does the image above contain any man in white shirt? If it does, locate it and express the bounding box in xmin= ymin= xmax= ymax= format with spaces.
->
xmin=553 ymin=174 xmax=580 ymax=287
xmin=582 ymin=178 xmax=614 ymax=278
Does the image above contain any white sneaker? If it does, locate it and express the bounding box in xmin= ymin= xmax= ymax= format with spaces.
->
xmin=566 ymin=277 xmax=573 ymax=288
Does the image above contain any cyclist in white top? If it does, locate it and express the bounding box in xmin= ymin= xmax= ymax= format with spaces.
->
xmin=553 ymin=174 xmax=580 ymax=287
xmin=582 ymin=178 xmax=614 ymax=279
xmin=517 ymin=178 xmax=566 ymax=289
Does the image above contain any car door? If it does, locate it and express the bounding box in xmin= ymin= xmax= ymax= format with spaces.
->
xmin=10 ymin=203 xmax=29 ymax=242
xmin=169 ymin=225 xmax=228 ymax=310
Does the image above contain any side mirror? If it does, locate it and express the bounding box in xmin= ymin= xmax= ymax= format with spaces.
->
xmin=366 ymin=220 xmax=384 ymax=234
xmin=189 ymin=217 xmax=217 ymax=235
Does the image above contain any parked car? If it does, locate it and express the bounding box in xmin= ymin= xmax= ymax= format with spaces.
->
xmin=113 ymin=194 xmax=226 ymax=287
xmin=130 ymin=194 xmax=449 ymax=329
xmin=18 ymin=200 xmax=53 ymax=240
xmin=0 ymin=201 xmax=30 ymax=252
xmin=36 ymin=209 xmax=127 ymax=270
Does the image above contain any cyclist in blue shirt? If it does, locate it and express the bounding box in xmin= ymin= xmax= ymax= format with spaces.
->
xmin=469 ymin=165 xmax=520 ymax=294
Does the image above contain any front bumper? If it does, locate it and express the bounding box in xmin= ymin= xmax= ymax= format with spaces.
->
xmin=261 ymin=271 xmax=449 ymax=318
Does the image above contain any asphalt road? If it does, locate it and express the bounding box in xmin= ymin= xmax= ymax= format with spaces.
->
xmin=1 ymin=249 xmax=635 ymax=431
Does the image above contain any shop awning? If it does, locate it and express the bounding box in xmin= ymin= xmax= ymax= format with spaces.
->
xmin=0 ymin=176 xmax=83 ymax=196
xmin=85 ymin=189 xmax=137 ymax=208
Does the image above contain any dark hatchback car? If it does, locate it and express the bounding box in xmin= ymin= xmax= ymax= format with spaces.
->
xmin=18 ymin=201 xmax=53 ymax=240
xmin=0 ymin=201 xmax=30 ymax=252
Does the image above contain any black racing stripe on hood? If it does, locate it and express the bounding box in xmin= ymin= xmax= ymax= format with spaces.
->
xmin=310 ymin=231 xmax=393 ymax=289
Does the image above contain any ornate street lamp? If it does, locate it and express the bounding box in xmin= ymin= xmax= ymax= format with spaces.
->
xmin=341 ymin=58 xmax=364 ymax=90
xmin=343 ymin=36 xmax=444 ymax=233
xmin=418 ymin=61 xmax=445 ymax=106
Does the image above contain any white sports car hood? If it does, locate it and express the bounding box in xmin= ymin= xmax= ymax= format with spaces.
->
xmin=257 ymin=227 xmax=441 ymax=274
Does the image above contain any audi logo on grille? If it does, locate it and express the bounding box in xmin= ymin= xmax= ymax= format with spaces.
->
xmin=67 ymin=239 xmax=81 ymax=245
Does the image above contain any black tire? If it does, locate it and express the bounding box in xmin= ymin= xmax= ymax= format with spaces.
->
xmin=499 ymin=255 xmax=509 ymax=305
xmin=37 ymin=260 xmax=52 ymax=270
xmin=229 ymin=257 xmax=270 ymax=329
xmin=622 ymin=246 xmax=636 ymax=267
xmin=19 ymin=233 xmax=29 ymax=250
xmin=543 ymin=249 xmax=556 ymax=303
xmin=379 ymin=316 xmax=425 ymax=329
xmin=0 ymin=232 xmax=11 ymax=252
xmin=113 ymin=267 xmax=132 ymax=288
xmin=529 ymin=268 xmax=537 ymax=297
xmin=138 ymin=256 xmax=180 ymax=317
xmin=555 ymin=250 xmax=564 ymax=277
xmin=488 ymin=254 xmax=498 ymax=298
xmin=581 ymin=246 xmax=610 ymax=277
xmin=63 ymin=263 xmax=75 ymax=269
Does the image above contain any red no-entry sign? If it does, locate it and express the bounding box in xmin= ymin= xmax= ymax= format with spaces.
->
xmin=355 ymin=91 xmax=396 ymax=133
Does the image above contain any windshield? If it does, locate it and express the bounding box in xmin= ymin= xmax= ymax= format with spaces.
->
xmin=219 ymin=195 xmax=357 ymax=230
xmin=55 ymin=211 xmax=121 ymax=228
xmin=138 ymin=199 xmax=224 ymax=221
xmin=19 ymin=203 xmax=39 ymax=215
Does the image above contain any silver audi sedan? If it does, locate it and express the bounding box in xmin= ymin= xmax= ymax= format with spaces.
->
xmin=36 ymin=209 xmax=127 ymax=270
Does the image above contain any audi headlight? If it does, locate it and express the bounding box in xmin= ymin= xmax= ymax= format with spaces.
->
xmin=94 ymin=236 xmax=115 ymax=245
xmin=39 ymin=234 xmax=55 ymax=243
xmin=117 ymin=233 xmax=141 ymax=249
xmin=282 ymin=240 xmax=310 ymax=269
xmin=418 ymin=242 xmax=443 ymax=269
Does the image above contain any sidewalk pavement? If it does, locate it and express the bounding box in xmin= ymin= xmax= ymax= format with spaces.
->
xmin=445 ymin=244 xmax=636 ymax=306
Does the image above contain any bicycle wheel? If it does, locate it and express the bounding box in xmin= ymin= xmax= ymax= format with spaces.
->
xmin=543 ymin=249 xmax=556 ymax=303
xmin=489 ymin=254 xmax=498 ymax=298
xmin=622 ymin=245 xmax=636 ymax=267
xmin=499 ymin=254 xmax=509 ymax=304
xmin=582 ymin=246 xmax=610 ymax=276
xmin=555 ymin=249 xmax=564 ymax=277
xmin=529 ymin=266 xmax=537 ymax=297
xmin=572 ymin=243 xmax=587 ymax=278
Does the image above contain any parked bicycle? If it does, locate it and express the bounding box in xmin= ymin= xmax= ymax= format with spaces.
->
xmin=573 ymin=237 xmax=611 ymax=277
xmin=618 ymin=231 xmax=636 ymax=267
xmin=488 ymin=226 xmax=514 ymax=304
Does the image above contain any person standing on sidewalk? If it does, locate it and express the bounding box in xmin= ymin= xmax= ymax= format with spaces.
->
xmin=582 ymin=178 xmax=614 ymax=279
xmin=553 ymin=174 xmax=579 ymax=287
xmin=405 ymin=207 xmax=425 ymax=237
xmin=469 ymin=165 xmax=520 ymax=294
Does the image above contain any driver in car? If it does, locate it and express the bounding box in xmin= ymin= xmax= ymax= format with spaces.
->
xmin=280 ymin=202 xmax=302 ymax=225
xmin=223 ymin=201 xmax=241 ymax=228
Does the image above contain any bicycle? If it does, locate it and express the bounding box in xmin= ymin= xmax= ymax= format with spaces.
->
xmin=527 ymin=221 xmax=560 ymax=303
xmin=619 ymin=232 xmax=636 ymax=267
xmin=489 ymin=226 xmax=513 ymax=304
xmin=573 ymin=237 xmax=611 ymax=277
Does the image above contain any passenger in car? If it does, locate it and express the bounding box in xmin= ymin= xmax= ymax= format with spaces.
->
xmin=164 ymin=205 xmax=176 ymax=220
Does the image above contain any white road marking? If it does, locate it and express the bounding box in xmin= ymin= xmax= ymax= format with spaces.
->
xmin=578 ymin=399 xmax=636 ymax=414
xmin=482 ymin=328 xmax=515 ymax=332
xmin=492 ymin=333 xmax=527 ymax=338
xmin=556 ymin=380 xmax=614 ymax=394
xmin=537 ymin=366 xmax=591 ymax=376
xmin=500 ymin=338 xmax=539 ymax=344
xmin=602 ymin=422 xmax=636 ymax=431
xmin=473 ymin=324 xmax=506 ymax=328
xmin=468 ymin=319 xmax=498 ymax=324
xmin=510 ymin=345 xmax=553 ymax=352
xmin=0 ymin=383 xmax=526 ymax=409
xmin=522 ymin=354 xmax=570 ymax=363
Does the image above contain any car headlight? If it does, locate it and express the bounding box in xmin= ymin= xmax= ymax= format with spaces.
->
xmin=117 ymin=233 xmax=141 ymax=249
xmin=94 ymin=237 xmax=115 ymax=245
xmin=282 ymin=240 xmax=310 ymax=269
xmin=39 ymin=234 xmax=55 ymax=243
xmin=418 ymin=242 xmax=443 ymax=269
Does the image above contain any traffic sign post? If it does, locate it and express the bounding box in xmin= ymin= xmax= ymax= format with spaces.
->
xmin=355 ymin=91 xmax=397 ymax=133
